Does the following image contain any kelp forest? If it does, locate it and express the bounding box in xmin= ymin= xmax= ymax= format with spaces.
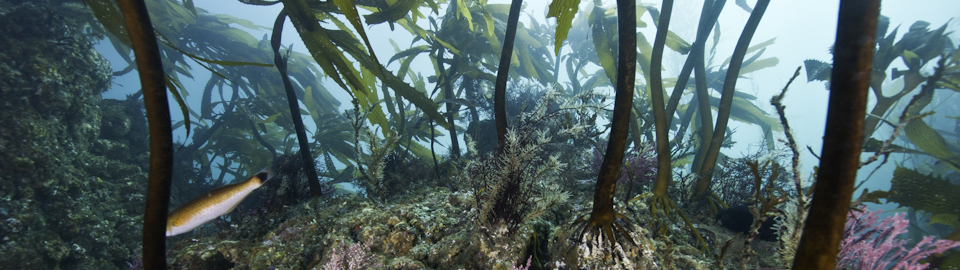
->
xmin=1 ymin=0 xmax=960 ymax=269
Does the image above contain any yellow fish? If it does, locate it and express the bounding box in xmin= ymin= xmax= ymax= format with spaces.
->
xmin=166 ymin=168 xmax=275 ymax=236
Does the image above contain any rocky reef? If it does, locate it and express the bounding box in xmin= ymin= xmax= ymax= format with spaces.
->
xmin=163 ymin=185 xmax=781 ymax=270
xmin=0 ymin=1 xmax=149 ymax=268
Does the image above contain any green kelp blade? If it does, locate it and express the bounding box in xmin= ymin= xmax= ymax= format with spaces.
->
xmin=664 ymin=30 xmax=691 ymax=54
xmin=283 ymin=0 xmax=366 ymax=99
xmin=930 ymin=213 xmax=960 ymax=228
xmin=590 ymin=5 xmax=617 ymax=84
xmin=804 ymin=59 xmax=831 ymax=82
xmin=85 ymin=0 xmax=130 ymax=45
xmin=518 ymin=45 xmax=540 ymax=81
xmin=161 ymin=38 xmax=271 ymax=67
xmin=904 ymin=118 xmax=960 ymax=173
xmin=302 ymin=86 xmax=320 ymax=119
xmin=333 ymin=0 xmax=385 ymax=78
xmin=388 ymin=45 xmax=430 ymax=65
xmin=476 ymin=5 xmax=500 ymax=49
xmin=707 ymin=95 xmax=783 ymax=132
xmin=261 ymin=113 xmax=282 ymax=124
xmin=455 ymin=0 xmax=474 ymax=31
xmin=330 ymin=165 xmax=355 ymax=184
xmin=721 ymin=38 xmax=777 ymax=68
xmin=163 ymin=73 xmax=192 ymax=140
xmin=405 ymin=140 xmax=435 ymax=160
xmin=363 ymin=0 xmax=419 ymax=26
xmin=395 ymin=17 xmax=458 ymax=56
xmin=547 ymin=0 xmax=579 ymax=56
xmin=740 ymin=57 xmax=779 ymax=75
xmin=862 ymin=137 xmax=925 ymax=155
xmin=211 ymin=14 xmax=269 ymax=30
xmin=348 ymin=48 xmax=451 ymax=129
xmin=889 ymin=166 xmax=960 ymax=216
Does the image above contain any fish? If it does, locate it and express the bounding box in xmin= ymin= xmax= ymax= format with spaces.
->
xmin=166 ymin=168 xmax=275 ymax=236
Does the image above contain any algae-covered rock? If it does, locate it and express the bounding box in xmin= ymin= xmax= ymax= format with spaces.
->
xmin=0 ymin=1 xmax=148 ymax=269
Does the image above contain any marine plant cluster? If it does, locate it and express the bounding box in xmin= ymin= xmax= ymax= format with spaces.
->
xmin=2 ymin=0 xmax=960 ymax=269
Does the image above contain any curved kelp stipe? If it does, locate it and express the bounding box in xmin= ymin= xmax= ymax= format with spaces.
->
xmin=271 ymin=9 xmax=322 ymax=198
xmin=166 ymin=169 xmax=275 ymax=236
xmin=114 ymin=0 xmax=173 ymax=268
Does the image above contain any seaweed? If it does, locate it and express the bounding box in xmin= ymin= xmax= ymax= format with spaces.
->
xmin=571 ymin=2 xmax=641 ymax=267
xmin=889 ymin=167 xmax=960 ymax=217
xmin=792 ymin=1 xmax=881 ymax=268
xmin=114 ymin=0 xmax=173 ymax=268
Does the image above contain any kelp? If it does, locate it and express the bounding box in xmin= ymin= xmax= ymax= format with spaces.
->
xmin=900 ymin=56 xmax=960 ymax=173
xmin=494 ymin=0 xmax=523 ymax=151
xmin=664 ymin=0 xmax=725 ymax=124
xmin=574 ymin=0 xmax=639 ymax=257
xmin=692 ymin=0 xmax=770 ymax=201
xmin=641 ymin=0 xmax=712 ymax=254
xmin=804 ymin=15 xmax=956 ymax=145
xmin=376 ymin=0 xmax=558 ymax=159
xmin=87 ymin=0 xmax=344 ymax=181
xmin=272 ymin=10 xmax=322 ymax=197
xmin=86 ymin=0 xmax=284 ymax=140
xmin=888 ymin=166 xmax=960 ymax=217
xmin=792 ymin=1 xmax=880 ymax=269
xmin=114 ymin=0 xmax=173 ymax=268
xmin=278 ymin=0 xmax=451 ymax=133
xmin=547 ymin=0 xmax=579 ymax=56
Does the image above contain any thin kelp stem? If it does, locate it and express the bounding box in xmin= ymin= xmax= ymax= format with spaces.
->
xmin=792 ymin=0 xmax=880 ymax=269
xmin=272 ymin=9 xmax=322 ymax=198
xmin=693 ymin=0 xmax=770 ymax=200
xmin=648 ymin=0 xmax=674 ymax=202
xmin=249 ymin=120 xmax=278 ymax=162
xmin=430 ymin=119 xmax=440 ymax=180
xmin=116 ymin=0 xmax=172 ymax=268
xmin=693 ymin=0 xmax=720 ymax=135
xmin=494 ymin=0 xmax=522 ymax=152
xmin=691 ymin=35 xmax=714 ymax=179
xmin=646 ymin=0 xmax=710 ymax=251
xmin=690 ymin=1 xmax=721 ymax=173
xmin=664 ymin=0 xmax=726 ymax=125
xmin=436 ymin=47 xmax=460 ymax=159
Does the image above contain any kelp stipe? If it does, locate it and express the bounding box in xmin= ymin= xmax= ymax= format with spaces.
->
xmin=792 ymin=0 xmax=880 ymax=269
xmin=115 ymin=0 xmax=173 ymax=268
xmin=691 ymin=0 xmax=771 ymax=203
xmin=493 ymin=0 xmax=524 ymax=152
xmin=270 ymin=10 xmax=321 ymax=198
xmin=569 ymin=0 xmax=640 ymax=267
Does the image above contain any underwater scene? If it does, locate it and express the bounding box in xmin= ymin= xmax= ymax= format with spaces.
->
xmin=2 ymin=0 xmax=960 ymax=269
